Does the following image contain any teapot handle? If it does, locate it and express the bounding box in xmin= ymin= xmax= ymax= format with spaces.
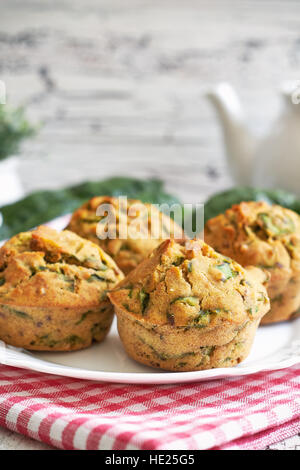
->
xmin=281 ymin=81 xmax=300 ymax=107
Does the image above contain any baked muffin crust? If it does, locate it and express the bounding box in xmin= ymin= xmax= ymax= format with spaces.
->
xmin=109 ymin=239 xmax=270 ymax=371
xmin=205 ymin=201 xmax=300 ymax=324
xmin=0 ymin=226 xmax=124 ymax=350
xmin=67 ymin=196 xmax=183 ymax=274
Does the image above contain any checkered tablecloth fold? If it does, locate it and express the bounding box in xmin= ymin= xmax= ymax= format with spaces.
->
xmin=0 ymin=364 xmax=299 ymax=449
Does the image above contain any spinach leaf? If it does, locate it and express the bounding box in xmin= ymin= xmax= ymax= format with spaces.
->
xmin=0 ymin=177 xmax=180 ymax=240
xmin=257 ymin=212 xmax=295 ymax=237
xmin=204 ymin=186 xmax=300 ymax=223
xmin=87 ymin=274 xmax=107 ymax=283
xmin=0 ymin=105 xmax=36 ymax=162
xmin=215 ymin=262 xmax=238 ymax=281
xmin=171 ymin=296 xmax=199 ymax=307
xmin=139 ymin=288 xmax=150 ymax=314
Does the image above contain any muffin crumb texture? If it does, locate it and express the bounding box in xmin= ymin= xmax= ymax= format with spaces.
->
xmin=109 ymin=239 xmax=270 ymax=371
xmin=205 ymin=201 xmax=300 ymax=324
xmin=67 ymin=196 xmax=183 ymax=274
xmin=0 ymin=226 xmax=124 ymax=351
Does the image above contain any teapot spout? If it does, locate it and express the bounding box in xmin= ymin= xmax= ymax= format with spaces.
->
xmin=206 ymin=83 xmax=256 ymax=185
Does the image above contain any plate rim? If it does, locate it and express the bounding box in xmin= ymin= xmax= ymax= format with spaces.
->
xmin=1 ymin=340 xmax=299 ymax=384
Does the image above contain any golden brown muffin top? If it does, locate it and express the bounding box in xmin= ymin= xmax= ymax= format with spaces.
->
xmin=0 ymin=226 xmax=124 ymax=309
xmin=205 ymin=201 xmax=300 ymax=272
xmin=67 ymin=196 xmax=184 ymax=274
xmin=108 ymin=239 xmax=270 ymax=328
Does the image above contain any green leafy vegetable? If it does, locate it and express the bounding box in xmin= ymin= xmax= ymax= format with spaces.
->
xmin=91 ymin=323 xmax=108 ymax=336
xmin=32 ymin=334 xmax=85 ymax=348
xmin=257 ymin=213 xmax=295 ymax=237
xmin=87 ymin=274 xmax=107 ymax=283
xmin=137 ymin=336 xmax=196 ymax=361
xmin=58 ymin=274 xmax=75 ymax=292
xmin=187 ymin=261 xmax=194 ymax=272
xmin=75 ymin=310 xmax=93 ymax=325
xmin=2 ymin=305 xmax=32 ymax=319
xmin=215 ymin=262 xmax=238 ymax=281
xmin=204 ymin=186 xmax=300 ymax=223
xmin=127 ymin=285 xmax=133 ymax=298
xmin=271 ymin=294 xmax=283 ymax=304
xmin=172 ymin=256 xmax=185 ymax=266
xmin=0 ymin=177 xmax=180 ymax=240
xmin=192 ymin=309 xmax=212 ymax=328
xmin=139 ymin=288 xmax=150 ymax=314
xmin=65 ymin=335 xmax=84 ymax=346
xmin=172 ymin=296 xmax=199 ymax=307
xmin=0 ymin=105 xmax=36 ymax=162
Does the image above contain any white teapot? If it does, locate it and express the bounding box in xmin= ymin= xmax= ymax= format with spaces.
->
xmin=0 ymin=156 xmax=24 ymax=206
xmin=207 ymin=82 xmax=300 ymax=195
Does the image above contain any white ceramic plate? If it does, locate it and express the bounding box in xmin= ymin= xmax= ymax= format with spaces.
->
xmin=0 ymin=318 xmax=300 ymax=384
xmin=0 ymin=215 xmax=299 ymax=384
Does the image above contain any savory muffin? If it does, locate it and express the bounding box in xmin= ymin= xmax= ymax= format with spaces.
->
xmin=108 ymin=239 xmax=270 ymax=371
xmin=67 ymin=196 xmax=183 ymax=274
xmin=0 ymin=226 xmax=124 ymax=351
xmin=205 ymin=201 xmax=300 ymax=324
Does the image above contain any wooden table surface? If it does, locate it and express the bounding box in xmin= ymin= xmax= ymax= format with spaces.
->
xmin=0 ymin=0 xmax=299 ymax=450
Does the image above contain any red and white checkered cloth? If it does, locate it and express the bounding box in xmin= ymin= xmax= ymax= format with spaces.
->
xmin=0 ymin=364 xmax=299 ymax=450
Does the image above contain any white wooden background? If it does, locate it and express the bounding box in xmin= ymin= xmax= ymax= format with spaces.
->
xmin=1 ymin=0 xmax=300 ymax=450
